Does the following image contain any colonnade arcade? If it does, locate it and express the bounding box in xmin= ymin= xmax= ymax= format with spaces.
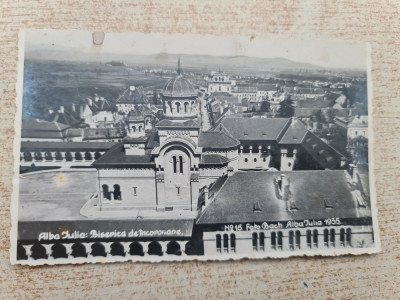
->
xmin=17 ymin=240 xmax=193 ymax=261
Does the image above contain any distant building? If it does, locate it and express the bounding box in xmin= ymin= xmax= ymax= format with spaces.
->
xmin=116 ymin=86 xmax=148 ymax=114
xmin=334 ymin=115 xmax=368 ymax=141
xmin=232 ymin=86 xmax=258 ymax=103
xmin=207 ymin=72 xmax=233 ymax=94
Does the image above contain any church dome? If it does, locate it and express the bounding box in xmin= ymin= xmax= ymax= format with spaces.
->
xmin=163 ymin=58 xmax=197 ymax=98
xmin=163 ymin=76 xmax=197 ymax=98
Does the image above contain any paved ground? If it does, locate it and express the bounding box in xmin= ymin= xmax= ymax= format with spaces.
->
xmin=18 ymin=170 xmax=97 ymax=221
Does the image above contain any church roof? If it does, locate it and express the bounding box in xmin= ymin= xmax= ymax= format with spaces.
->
xmin=197 ymin=170 xmax=369 ymax=224
xmin=116 ymin=87 xmax=148 ymax=105
xmin=200 ymin=154 xmax=230 ymax=165
xmin=163 ymin=76 xmax=197 ymax=98
xmin=156 ymin=118 xmax=200 ymax=128
xmin=198 ymin=129 xmax=240 ymax=149
xmin=92 ymin=143 xmax=154 ymax=167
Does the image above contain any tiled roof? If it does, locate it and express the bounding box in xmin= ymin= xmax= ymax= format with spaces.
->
xmin=126 ymin=110 xmax=145 ymax=121
xmin=163 ymin=75 xmax=197 ymax=98
xmin=83 ymin=128 xmax=124 ymax=140
xmin=156 ymin=118 xmax=200 ymax=128
xmin=20 ymin=141 xmax=117 ymax=151
xmin=116 ymin=87 xmax=148 ymax=105
xmin=197 ymin=170 xmax=369 ymax=224
xmin=200 ymin=154 xmax=230 ymax=165
xmin=92 ymin=143 xmax=154 ymax=167
xmin=22 ymin=118 xmax=70 ymax=132
xmin=220 ymin=117 xmax=290 ymax=141
xmin=64 ymin=128 xmax=84 ymax=137
xmin=278 ymin=118 xmax=308 ymax=144
xmin=198 ymin=129 xmax=240 ymax=149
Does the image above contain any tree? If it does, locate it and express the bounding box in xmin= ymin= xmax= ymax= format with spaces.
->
xmin=260 ymin=100 xmax=270 ymax=112
xmin=241 ymin=98 xmax=249 ymax=107
xmin=348 ymin=136 xmax=368 ymax=164
xmin=278 ymin=95 xmax=294 ymax=117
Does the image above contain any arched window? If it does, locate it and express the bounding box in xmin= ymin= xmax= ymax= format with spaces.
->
xmin=259 ymin=232 xmax=265 ymax=251
xmin=346 ymin=228 xmax=352 ymax=246
xmin=216 ymin=234 xmax=221 ymax=253
xmin=289 ymin=231 xmax=294 ymax=250
xmin=146 ymin=119 xmax=149 ymax=126
xmin=148 ymin=241 xmax=163 ymax=256
xmin=23 ymin=152 xmax=33 ymax=161
xmin=176 ymin=102 xmax=181 ymax=113
xmin=51 ymin=244 xmax=68 ymax=259
xmin=31 ymin=243 xmax=47 ymax=260
xmin=252 ymin=232 xmax=258 ymax=251
xmin=313 ymin=229 xmax=318 ymax=248
xmin=184 ymin=102 xmax=189 ymax=113
xmin=113 ymin=184 xmax=121 ymax=200
xmin=102 ymin=184 xmax=110 ymax=200
xmin=271 ymin=232 xmax=276 ymax=250
xmin=84 ymin=151 xmax=92 ymax=160
xmin=94 ymin=152 xmax=102 ymax=160
xmin=230 ymin=234 xmax=236 ymax=252
xmin=254 ymin=158 xmax=257 ymax=162
xmin=71 ymin=243 xmax=87 ymax=258
xmin=45 ymin=151 xmax=52 ymax=161
xmin=132 ymin=126 xmax=136 ymax=132
xmin=91 ymin=243 xmax=106 ymax=257
xmin=173 ymin=156 xmax=177 ymax=173
xmin=295 ymin=231 xmax=301 ymax=249
xmin=340 ymin=228 xmax=345 ymax=246
xmin=75 ymin=152 xmax=82 ymax=161
xmin=277 ymin=231 xmax=283 ymax=250
xmin=306 ymin=230 xmax=312 ymax=248
xmin=223 ymin=234 xmax=229 ymax=253
xmin=244 ymin=158 xmax=248 ymax=163
xmin=65 ymin=151 xmax=73 ymax=161
xmin=179 ymin=156 xmax=183 ymax=174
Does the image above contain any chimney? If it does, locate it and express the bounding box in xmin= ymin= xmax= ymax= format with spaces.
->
xmin=59 ymin=106 xmax=64 ymax=113
xmin=71 ymin=103 xmax=75 ymax=112
xmin=48 ymin=108 xmax=54 ymax=115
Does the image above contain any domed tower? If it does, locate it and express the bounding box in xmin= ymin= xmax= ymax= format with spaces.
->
xmin=163 ymin=58 xmax=198 ymax=119
xmin=125 ymin=110 xmax=146 ymax=138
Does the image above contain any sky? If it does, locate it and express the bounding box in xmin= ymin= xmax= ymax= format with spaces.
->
xmin=24 ymin=29 xmax=368 ymax=70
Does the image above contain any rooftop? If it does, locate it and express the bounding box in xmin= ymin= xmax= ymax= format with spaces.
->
xmin=197 ymin=170 xmax=370 ymax=224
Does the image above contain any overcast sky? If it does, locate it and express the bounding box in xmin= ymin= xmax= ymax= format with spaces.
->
xmin=24 ymin=29 xmax=368 ymax=70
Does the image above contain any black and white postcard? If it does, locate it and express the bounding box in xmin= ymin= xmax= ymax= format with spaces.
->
xmin=11 ymin=30 xmax=380 ymax=265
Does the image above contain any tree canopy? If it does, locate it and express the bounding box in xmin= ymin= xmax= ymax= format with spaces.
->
xmin=278 ymin=95 xmax=294 ymax=117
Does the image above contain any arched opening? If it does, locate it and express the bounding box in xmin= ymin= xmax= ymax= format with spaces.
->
xmin=289 ymin=231 xmax=294 ymax=250
xmin=23 ymin=152 xmax=32 ymax=161
xmin=91 ymin=243 xmax=106 ymax=257
xmin=277 ymin=232 xmax=283 ymax=250
xmin=295 ymin=230 xmax=301 ymax=249
xmin=168 ymin=101 xmax=173 ymax=114
xmin=324 ymin=229 xmax=329 ymax=247
xmin=145 ymin=119 xmax=149 ymax=126
xmin=340 ymin=228 xmax=345 ymax=246
xmin=132 ymin=126 xmax=136 ymax=132
xmin=216 ymin=234 xmax=221 ymax=253
xmin=51 ymin=244 xmax=68 ymax=259
xmin=230 ymin=233 xmax=236 ymax=252
xmin=166 ymin=241 xmax=181 ymax=256
xmin=179 ymin=156 xmax=183 ymax=174
xmin=94 ymin=152 xmax=102 ymax=160
xmin=148 ymin=241 xmax=163 ymax=256
xmin=44 ymin=151 xmax=53 ymax=161
xmin=172 ymin=156 xmax=177 ymax=173
xmin=139 ymin=125 xmax=143 ymax=132
xmin=110 ymin=242 xmax=125 ymax=257
xmin=71 ymin=243 xmax=87 ymax=258
xmin=75 ymin=152 xmax=82 ymax=161
xmin=306 ymin=230 xmax=312 ymax=248
xmin=313 ymin=229 xmax=318 ymax=247
xmin=330 ymin=229 xmax=335 ymax=247
xmin=223 ymin=234 xmax=229 ymax=253
xmin=113 ymin=184 xmax=121 ymax=200
xmin=346 ymin=228 xmax=352 ymax=246
xmin=184 ymin=241 xmax=197 ymax=256
xmin=252 ymin=232 xmax=258 ymax=251
xmin=65 ymin=151 xmax=73 ymax=161
xmin=84 ymin=151 xmax=92 ymax=160
xmin=31 ymin=243 xmax=48 ymax=260
xmin=17 ymin=244 xmax=28 ymax=260
xmin=34 ymin=151 xmax=43 ymax=161
xmin=55 ymin=151 xmax=63 ymax=161
xmin=184 ymin=102 xmax=189 ymax=113
xmin=271 ymin=232 xmax=276 ymax=250
xmin=102 ymin=184 xmax=110 ymax=200
xmin=259 ymin=232 xmax=265 ymax=251
xmin=129 ymin=242 xmax=144 ymax=256
xmin=176 ymin=102 xmax=181 ymax=113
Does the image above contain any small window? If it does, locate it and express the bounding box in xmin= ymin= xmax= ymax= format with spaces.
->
xmin=330 ymin=229 xmax=335 ymax=247
xmin=254 ymin=158 xmax=257 ymax=162
xmin=313 ymin=229 xmax=318 ymax=248
xmin=306 ymin=230 xmax=312 ymax=248
xmin=340 ymin=228 xmax=345 ymax=246
xmin=346 ymin=228 xmax=352 ymax=246
xmin=244 ymin=158 xmax=248 ymax=163
xmin=230 ymin=234 xmax=236 ymax=253
xmin=177 ymin=187 xmax=180 ymax=196
xmin=252 ymin=232 xmax=258 ymax=251
xmin=324 ymin=229 xmax=329 ymax=247
xmin=295 ymin=231 xmax=301 ymax=249
xmin=259 ymin=232 xmax=265 ymax=251
xmin=277 ymin=232 xmax=283 ymax=250
xmin=289 ymin=231 xmax=294 ymax=250
xmin=223 ymin=234 xmax=229 ymax=253
xmin=133 ymin=187 xmax=137 ymax=196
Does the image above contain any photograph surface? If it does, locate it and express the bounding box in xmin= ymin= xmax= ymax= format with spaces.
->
xmin=11 ymin=30 xmax=379 ymax=265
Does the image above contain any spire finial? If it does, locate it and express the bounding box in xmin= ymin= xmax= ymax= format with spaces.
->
xmin=177 ymin=56 xmax=182 ymax=76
